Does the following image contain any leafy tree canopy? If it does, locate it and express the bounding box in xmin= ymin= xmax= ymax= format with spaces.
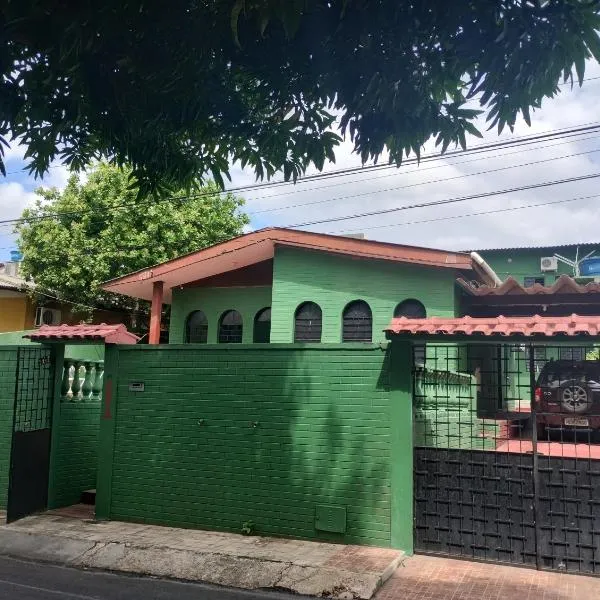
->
xmin=2 ymin=1 xmax=600 ymax=195
xmin=15 ymin=163 xmax=249 ymax=317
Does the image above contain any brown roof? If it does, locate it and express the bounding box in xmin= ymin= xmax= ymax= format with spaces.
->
xmin=385 ymin=315 xmax=600 ymax=338
xmin=457 ymin=275 xmax=600 ymax=297
xmin=0 ymin=272 xmax=35 ymax=292
xmin=103 ymin=227 xmax=474 ymax=303
xmin=24 ymin=324 xmax=139 ymax=344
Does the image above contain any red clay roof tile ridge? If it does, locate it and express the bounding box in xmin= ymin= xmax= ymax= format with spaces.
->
xmin=385 ymin=314 xmax=600 ymax=337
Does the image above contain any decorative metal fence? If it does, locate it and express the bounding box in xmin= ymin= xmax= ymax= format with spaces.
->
xmin=413 ymin=343 xmax=600 ymax=574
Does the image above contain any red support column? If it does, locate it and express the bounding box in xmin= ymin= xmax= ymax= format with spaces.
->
xmin=149 ymin=281 xmax=164 ymax=345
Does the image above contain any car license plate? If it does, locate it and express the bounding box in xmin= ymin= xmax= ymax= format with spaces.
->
xmin=564 ymin=417 xmax=589 ymax=427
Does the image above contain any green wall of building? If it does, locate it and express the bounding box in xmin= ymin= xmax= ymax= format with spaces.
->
xmin=0 ymin=347 xmax=18 ymax=509
xmin=97 ymin=344 xmax=414 ymax=550
xmin=270 ymin=247 xmax=458 ymax=343
xmin=169 ymin=286 xmax=272 ymax=344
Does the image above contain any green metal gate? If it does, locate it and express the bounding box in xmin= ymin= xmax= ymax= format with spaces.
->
xmin=7 ymin=346 xmax=55 ymax=523
xmin=413 ymin=342 xmax=600 ymax=574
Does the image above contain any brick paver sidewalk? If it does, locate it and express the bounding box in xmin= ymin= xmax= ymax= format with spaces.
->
xmin=376 ymin=554 xmax=600 ymax=600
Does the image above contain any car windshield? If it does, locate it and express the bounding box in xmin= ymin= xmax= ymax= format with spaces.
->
xmin=539 ymin=361 xmax=600 ymax=385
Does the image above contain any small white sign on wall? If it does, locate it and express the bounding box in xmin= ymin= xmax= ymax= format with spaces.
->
xmin=128 ymin=382 xmax=145 ymax=392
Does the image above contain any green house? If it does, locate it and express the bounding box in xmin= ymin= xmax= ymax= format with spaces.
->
xmin=5 ymin=228 xmax=600 ymax=565
xmin=104 ymin=227 xmax=484 ymax=346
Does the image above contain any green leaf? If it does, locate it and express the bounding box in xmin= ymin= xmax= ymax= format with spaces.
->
xmin=585 ymin=29 xmax=600 ymax=64
xmin=575 ymin=54 xmax=586 ymax=87
xmin=231 ymin=0 xmax=245 ymax=48
xmin=463 ymin=121 xmax=483 ymax=139
xmin=522 ymin=103 xmax=531 ymax=127
xmin=440 ymin=136 xmax=451 ymax=154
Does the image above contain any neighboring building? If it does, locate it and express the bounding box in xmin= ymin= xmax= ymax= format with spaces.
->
xmin=476 ymin=242 xmax=600 ymax=287
xmin=459 ymin=242 xmax=600 ymax=319
xmin=0 ymin=261 xmax=37 ymax=332
xmin=0 ymin=259 xmax=131 ymax=333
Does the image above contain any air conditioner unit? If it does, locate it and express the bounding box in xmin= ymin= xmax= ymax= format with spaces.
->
xmin=35 ymin=307 xmax=61 ymax=327
xmin=540 ymin=256 xmax=558 ymax=272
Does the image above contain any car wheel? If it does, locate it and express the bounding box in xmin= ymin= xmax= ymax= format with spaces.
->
xmin=560 ymin=380 xmax=593 ymax=414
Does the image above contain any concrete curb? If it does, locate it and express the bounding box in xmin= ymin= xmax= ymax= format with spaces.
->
xmin=0 ymin=529 xmax=95 ymax=564
xmin=0 ymin=529 xmax=400 ymax=599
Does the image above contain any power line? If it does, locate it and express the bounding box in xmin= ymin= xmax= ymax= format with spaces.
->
xmin=1 ymin=122 xmax=600 ymax=231
xmin=330 ymin=193 xmax=600 ymax=234
xmin=245 ymin=132 xmax=600 ymax=205
xmin=3 ymin=75 xmax=598 ymax=178
xmin=34 ymin=287 xmax=132 ymax=314
xmin=283 ymin=172 xmax=600 ymax=229
xmin=248 ymin=147 xmax=600 ymax=215
xmin=557 ymin=75 xmax=600 ymax=87
xmin=2 ymin=120 xmax=600 ymax=209
xmin=242 ymin=122 xmax=600 ymax=188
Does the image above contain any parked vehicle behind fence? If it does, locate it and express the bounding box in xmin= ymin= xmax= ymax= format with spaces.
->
xmin=535 ymin=360 xmax=600 ymax=437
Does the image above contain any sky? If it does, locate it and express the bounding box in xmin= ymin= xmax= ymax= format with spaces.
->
xmin=2 ymin=59 xmax=600 ymax=262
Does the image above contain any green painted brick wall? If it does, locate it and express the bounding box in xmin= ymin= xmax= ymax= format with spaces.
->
xmin=169 ymin=287 xmax=272 ymax=344
xmin=105 ymin=345 xmax=395 ymax=546
xmin=51 ymin=399 xmax=101 ymax=508
xmin=270 ymin=247 xmax=459 ymax=343
xmin=0 ymin=347 xmax=18 ymax=509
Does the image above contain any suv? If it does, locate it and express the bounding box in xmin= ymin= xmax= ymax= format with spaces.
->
xmin=535 ymin=360 xmax=600 ymax=436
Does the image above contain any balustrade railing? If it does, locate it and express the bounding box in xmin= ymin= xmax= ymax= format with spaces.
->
xmin=413 ymin=365 xmax=479 ymax=449
xmin=60 ymin=360 xmax=104 ymax=401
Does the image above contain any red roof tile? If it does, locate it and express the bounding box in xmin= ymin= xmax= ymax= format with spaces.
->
xmin=24 ymin=324 xmax=139 ymax=344
xmin=458 ymin=275 xmax=600 ymax=297
xmin=385 ymin=315 xmax=600 ymax=338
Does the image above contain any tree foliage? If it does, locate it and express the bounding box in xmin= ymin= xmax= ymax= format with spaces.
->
xmin=15 ymin=163 xmax=249 ymax=317
xmin=2 ymin=1 xmax=600 ymax=195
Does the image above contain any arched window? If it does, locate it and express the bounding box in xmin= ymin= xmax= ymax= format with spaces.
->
xmin=253 ymin=307 xmax=271 ymax=343
xmin=394 ymin=300 xmax=426 ymax=365
xmin=218 ymin=310 xmax=243 ymax=343
xmin=185 ymin=310 xmax=208 ymax=344
xmin=294 ymin=302 xmax=322 ymax=342
xmin=342 ymin=300 xmax=372 ymax=342
xmin=394 ymin=299 xmax=427 ymax=319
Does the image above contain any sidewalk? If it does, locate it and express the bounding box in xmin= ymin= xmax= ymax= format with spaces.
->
xmin=377 ymin=554 xmax=600 ymax=600
xmin=0 ymin=505 xmax=402 ymax=599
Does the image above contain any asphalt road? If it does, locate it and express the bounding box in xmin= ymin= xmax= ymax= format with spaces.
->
xmin=0 ymin=556 xmax=299 ymax=600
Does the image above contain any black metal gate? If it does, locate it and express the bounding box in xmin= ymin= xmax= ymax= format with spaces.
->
xmin=413 ymin=343 xmax=600 ymax=574
xmin=6 ymin=347 xmax=55 ymax=523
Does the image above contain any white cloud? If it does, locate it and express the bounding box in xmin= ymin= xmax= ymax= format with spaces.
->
xmin=0 ymin=181 xmax=37 ymax=222
xmin=1 ymin=140 xmax=26 ymax=164
xmin=0 ymin=182 xmax=38 ymax=254
xmin=41 ymin=164 xmax=73 ymax=189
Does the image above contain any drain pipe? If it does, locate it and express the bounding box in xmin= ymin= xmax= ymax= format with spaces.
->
xmin=470 ymin=252 xmax=502 ymax=287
